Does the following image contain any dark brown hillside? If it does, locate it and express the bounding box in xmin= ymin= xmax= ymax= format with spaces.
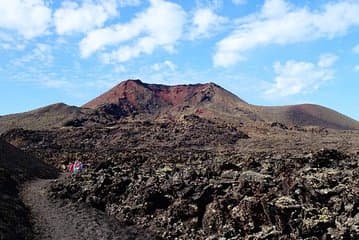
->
xmin=0 ymin=103 xmax=84 ymax=134
xmin=255 ymin=104 xmax=359 ymax=130
xmin=0 ymin=102 xmax=124 ymax=134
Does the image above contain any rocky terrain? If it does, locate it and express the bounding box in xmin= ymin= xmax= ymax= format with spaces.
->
xmin=1 ymin=115 xmax=248 ymax=167
xmin=0 ymin=79 xmax=358 ymax=239
xmin=2 ymin=117 xmax=358 ymax=239
xmin=48 ymin=148 xmax=359 ymax=239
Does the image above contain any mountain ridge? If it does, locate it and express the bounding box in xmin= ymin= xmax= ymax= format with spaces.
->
xmin=83 ymin=79 xmax=247 ymax=113
xmin=1 ymin=79 xmax=358 ymax=131
xmin=82 ymin=79 xmax=359 ymax=130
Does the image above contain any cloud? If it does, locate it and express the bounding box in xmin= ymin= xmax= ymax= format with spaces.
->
xmin=0 ymin=32 xmax=14 ymax=45
xmin=12 ymin=44 xmax=53 ymax=66
xmin=318 ymin=53 xmax=338 ymax=68
xmin=232 ymin=0 xmax=246 ymax=5
xmin=214 ymin=0 xmax=359 ymax=67
xmin=195 ymin=0 xmax=223 ymax=10
xmin=353 ymin=44 xmax=359 ymax=54
xmin=54 ymin=0 xmax=118 ymax=35
xmin=188 ymin=8 xmax=227 ymax=40
xmin=354 ymin=65 xmax=359 ymax=71
xmin=265 ymin=55 xmax=337 ymax=97
xmin=0 ymin=0 xmax=52 ymax=39
xmin=3 ymin=64 xmax=75 ymax=91
xmin=80 ymin=0 xmax=186 ymax=63
xmin=261 ymin=0 xmax=290 ymax=18
xmin=4 ymin=43 xmax=78 ymax=91
xmin=114 ymin=65 xmax=127 ymax=73
xmin=0 ymin=31 xmax=26 ymax=50
xmin=37 ymin=77 xmax=74 ymax=89
xmin=118 ymin=0 xmax=143 ymax=7
xmin=151 ymin=60 xmax=176 ymax=71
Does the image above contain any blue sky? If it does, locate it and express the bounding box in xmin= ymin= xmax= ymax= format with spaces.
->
xmin=0 ymin=0 xmax=358 ymax=120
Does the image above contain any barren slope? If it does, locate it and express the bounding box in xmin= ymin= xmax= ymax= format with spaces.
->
xmin=0 ymin=103 xmax=84 ymax=134
xmin=254 ymin=104 xmax=359 ymax=130
xmin=83 ymin=79 xmax=247 ymax=110
xmin=82 ymin=79 xmax=257 ymax=122
xmin=83 ymin=79 xmax=359 ymax=129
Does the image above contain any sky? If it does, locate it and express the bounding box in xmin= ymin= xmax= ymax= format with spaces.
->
xmin=0 ymin=0 xmax=358 ymax=120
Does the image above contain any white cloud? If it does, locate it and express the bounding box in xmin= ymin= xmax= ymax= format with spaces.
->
xmin=12 ymin=43 xmax=53 ymax=66
xmin=261 ymin=0 xmax=290 ymax=18
xmin=232 ymin=0 xmax=246 ymax=5
xmin=37 ymin=77 xmax=74 ymax=89
xmin=195 ymin=0 xmax=223 ymax=10
xmin=265 ymin=55 xmax=337 ymax=97
xmin=318 ymin=54 xmax=338 ymax=68
xmin=188 ymin=8 xmax=227 ymax=40
xmin=0 ymin=32 xmax=13 ymax=43
xmin=354 ymin=65 xmax=359 ymax=71
xmin=54 ymin=0 xmax=118 ymax=35
xmin=118 ymin=0 xmax=142 ymax=7
xmin=163 ymin=60 xmax=176 ymax=71
xmin=0 ymin=0 xmax=51 ymax=39
xmin=353 ymin=44 xmax=359 ymax=54
xmin=114 ymin=65 xmax=127 ymax=73
xmin=151 ymin=60 xmax=176 ymax=71
xmin=81 ymin=0 xmax=186 ymax=63
xmin=214 ymin=0 xmax=359 ymax=67
xmin=5 ymin=65 xmax=76 ymax=91
xmin=0 ymin=31 xmax=26 ymax=50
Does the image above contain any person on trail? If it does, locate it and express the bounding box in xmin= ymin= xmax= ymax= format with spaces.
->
xmin=68 ymin=162 xmax=74 ymax=173
xmin=73 ymin=160 xmax=83 ymax=174
xmin=67 ymin=160 xmax=83 ymax=174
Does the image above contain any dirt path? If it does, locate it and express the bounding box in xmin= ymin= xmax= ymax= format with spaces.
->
xmin=21 ymin=176 xmax=152 ymax=240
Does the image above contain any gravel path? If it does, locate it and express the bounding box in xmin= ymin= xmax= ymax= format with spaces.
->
xmin=21 ymin=176 xmax=153 ymax=240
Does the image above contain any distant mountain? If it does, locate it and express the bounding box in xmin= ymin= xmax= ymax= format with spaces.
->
xmin=0 ymin=102 xmax=120 ymax=134
xmin=1 ymin=80 xmax=358 ymax=131
xmin=83 ymin=79 xmax=246 ymax=110
xmin=82 ymin=79 xmax=359 ymax=130
xmin=0 ymin=103 xmax=85 ymax=133
xmin=82 ymin=79 xmax=259 ymax=122
xmin=255 ymin=104 xmax=359 ymax=130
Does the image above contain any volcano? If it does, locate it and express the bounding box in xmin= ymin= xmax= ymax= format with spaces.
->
xmin=83 ymin=79 xmax=246 ymax=109
xmin=82 ymin=79 xmax=359 ymax=130
xmin=82 ymin=79 xmax=251 ymax=120
xmin=0 ymin=79 xmax=358 ymax=131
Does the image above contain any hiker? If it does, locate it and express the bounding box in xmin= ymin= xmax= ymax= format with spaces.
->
xmin=73 ymin=160 xmax=83 ymax=174
xmin=67 ymin=160 xmax=83 ymax=174
xmin=67 ymin=162 xmax=74 ymax=173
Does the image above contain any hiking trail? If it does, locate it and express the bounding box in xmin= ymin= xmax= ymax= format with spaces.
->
xmin=21 ymin=175 xmax=150 ymax=240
